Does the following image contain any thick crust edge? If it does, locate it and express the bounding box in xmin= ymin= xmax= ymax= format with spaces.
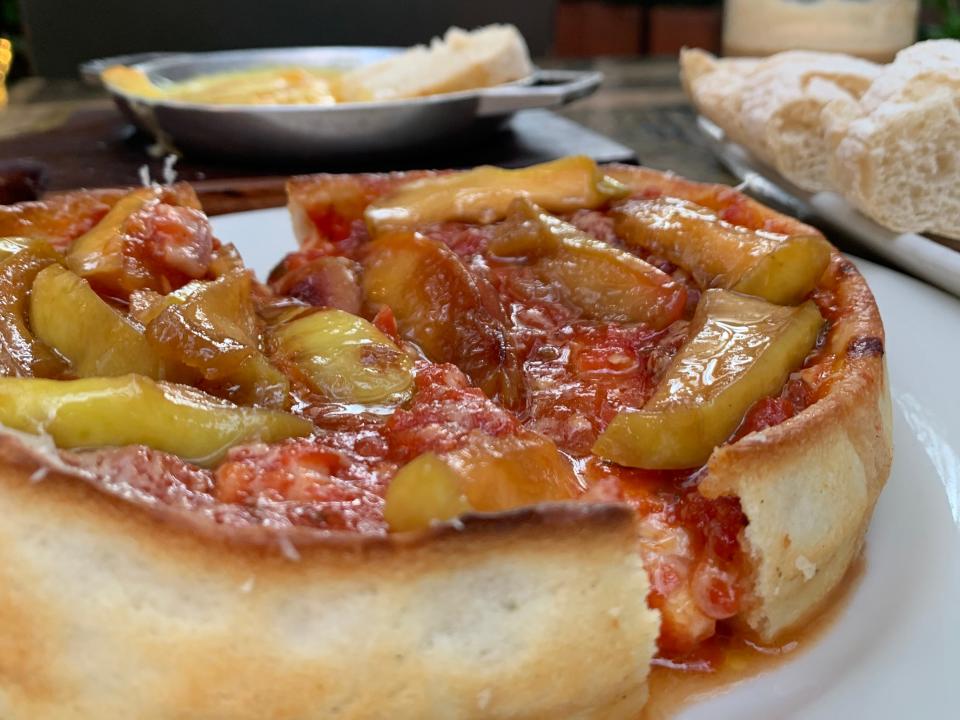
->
xmin=702 ymin=259 xmax=891 ymax=640
xmin=0 ymin=436 xmax=658 ymax=720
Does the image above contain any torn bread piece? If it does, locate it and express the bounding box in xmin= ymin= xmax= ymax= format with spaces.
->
xmin=741 ymin=52 xmax=878 ymax=191
xmin=825 ymin=40 xmax=960 ymax=239
xmin=337 ymin=24 xmax=533 ymax=102
xmin=681 ymin=48 xmax=879 ymax=191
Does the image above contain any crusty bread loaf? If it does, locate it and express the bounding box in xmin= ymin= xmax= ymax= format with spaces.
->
xmin=824 ymin=40 xmax=960 ymax=239
xmin=338 ymin=24 xmax=533 ymax=103
xmin=740 ymin=52 xmax=879 ymax=190
xmin=857 ymin=38 xmax=960 ymax=111
xmin=682 ymin=40 xmax=960 ymax=240
xmin=681 ymin=49 xmax=878 ymax=190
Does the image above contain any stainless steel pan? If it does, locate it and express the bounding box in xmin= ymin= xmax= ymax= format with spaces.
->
xmin=96 ymin=47 xmax=602 ymax=159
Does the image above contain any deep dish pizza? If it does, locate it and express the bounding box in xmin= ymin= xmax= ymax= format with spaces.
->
xmin=0 ymin=157 xmax=890 ymax=719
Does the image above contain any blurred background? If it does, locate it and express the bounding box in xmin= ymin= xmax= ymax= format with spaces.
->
xmin=1 ymin=0 xmax=956 ymax=79
xmin=0 ymin=1 xmax=955 ymax=293
xmin=0 ymin=0 xmax=944 ymax=203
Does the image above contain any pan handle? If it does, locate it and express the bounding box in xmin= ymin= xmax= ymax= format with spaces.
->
xmin=476 ymin=69 xmax=602 ymax=117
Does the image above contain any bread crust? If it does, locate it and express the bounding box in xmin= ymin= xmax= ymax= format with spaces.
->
xmin=0 ymin=434 xmax=658 ymax=720
xmin=0 ymin=167 xmax=891 ymax=716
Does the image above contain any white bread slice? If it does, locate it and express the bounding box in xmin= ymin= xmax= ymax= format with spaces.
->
xmin=337 ymin=24 xmax=533 ymax=102
xmin=736 ymin=51 xmax=879 ymax=190
xmin=681 ymin=49 xmax=879 ymax=190
xmin=825 ymin=40 xmax=960 ymax=240
xmin=742 ymin=53 xmax=880 ymax=191
xmin=762 ymin=77 xmax=861 ymax=191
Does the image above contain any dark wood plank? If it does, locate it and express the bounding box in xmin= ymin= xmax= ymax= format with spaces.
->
xmin=0 ymin=107 xmax=637 ymax=214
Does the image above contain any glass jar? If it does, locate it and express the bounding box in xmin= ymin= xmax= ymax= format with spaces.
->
xmin=723 ymin=0 xmax=919 ymax=61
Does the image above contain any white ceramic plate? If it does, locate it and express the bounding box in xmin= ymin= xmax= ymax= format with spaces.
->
xmin=697 ymin=116 xmax=960 ymax=300
xmin=215 ymin=207 xmax=960 ymax=719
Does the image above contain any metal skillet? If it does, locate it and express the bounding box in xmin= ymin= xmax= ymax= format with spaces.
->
xmin=97 ymin=46 xmax=602 ymax=160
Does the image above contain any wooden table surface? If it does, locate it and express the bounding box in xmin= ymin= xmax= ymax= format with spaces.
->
xmin=0 ymin=57 xmax=738 ymax=195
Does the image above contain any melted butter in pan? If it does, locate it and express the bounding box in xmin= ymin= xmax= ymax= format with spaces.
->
xmin=102 ymin=65 xmax=342 ymax=106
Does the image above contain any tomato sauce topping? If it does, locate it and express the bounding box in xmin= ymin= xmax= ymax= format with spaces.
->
xmin=382 ymin=363 xmax=518 ymax=462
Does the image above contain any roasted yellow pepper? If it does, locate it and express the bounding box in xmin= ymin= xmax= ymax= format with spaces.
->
xmin=65 ymin=187 xmax=160 ymax=296
xmin=614 ymin=197 xmax=831 ymax=305
xmin=384 ymin=430 xmax=581 ymax=532
xmin=30 ymin=265 xmax=175 ymax=380
xmin=0 ymin=237 xmax=39 ymax=262
xmin=489 ymin=199 xmax=686 ymax=329
xmin=145 ymin=271 xmax=288 ymax=407
xmin=0 ymin=375 xmax=311 ymax=467
xmin=0 ymin=244 xmax=66 ymax=378
xmin=593 ymin=289 xmax=824 ymax=469
xmin=383 ymin=453 xmax=471 ymax=532
xmin=365 ymin=156 xmax=628 ymax=233
xmin=362 ymin=231 xmax=523 ymax=407
xmin=269 ymin=308 xmax=414 ymax=404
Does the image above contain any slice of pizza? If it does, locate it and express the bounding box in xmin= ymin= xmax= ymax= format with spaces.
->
xmin=0 ymin=157 xmax=890 ymax=719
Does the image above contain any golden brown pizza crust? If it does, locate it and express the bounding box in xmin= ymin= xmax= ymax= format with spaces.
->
xmin=0 ymin=434 xmax=658 ymax=720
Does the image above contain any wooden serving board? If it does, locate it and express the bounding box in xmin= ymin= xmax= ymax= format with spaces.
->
xmin=0 ymin=107 xmax=638 ymax=215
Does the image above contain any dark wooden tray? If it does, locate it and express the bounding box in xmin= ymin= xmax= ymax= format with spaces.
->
xmin=0 ymin=108 xmax=637 ymax=215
